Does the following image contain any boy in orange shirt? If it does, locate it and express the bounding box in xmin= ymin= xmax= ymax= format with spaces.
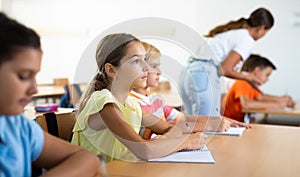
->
xmin=222 ymin=54 xmax=295 ymax=122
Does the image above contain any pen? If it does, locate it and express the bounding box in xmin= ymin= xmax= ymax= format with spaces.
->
xmin=185 ymin=122 xmax=192 ymax=134
xmin=185 ymin=122 xmax=189 ymax=128
xmin=98 ymin=155 xmax=108 ymax=177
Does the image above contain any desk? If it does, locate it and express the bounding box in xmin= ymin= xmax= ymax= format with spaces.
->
xmin=106 ymin=124 xmax=300 ymax=177
xmin=242 ymin=106 xmax=300 ymax=116
xmin=32 ymin=85 xmax=65 ymax=100
xmin=24 ymin=105 xmax=74 ymax=120
xmin=32 ymin=83 xmax=88 ymax=102
xmin=242 ymin=101 xmax=300 ymax=124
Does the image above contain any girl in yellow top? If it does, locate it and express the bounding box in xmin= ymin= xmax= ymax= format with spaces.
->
xmin=72 ymin=33 xmax=206 ymax=162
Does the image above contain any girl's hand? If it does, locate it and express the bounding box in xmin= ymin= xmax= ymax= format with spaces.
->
xmin=181 ymin=133 xmax=207 ymax=150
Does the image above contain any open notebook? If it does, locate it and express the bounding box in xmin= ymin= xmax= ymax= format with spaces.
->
xmin=148 ymin=145 xmax=215 ymax=163
xmin=204 ymin=127 xmax=246 ymax=136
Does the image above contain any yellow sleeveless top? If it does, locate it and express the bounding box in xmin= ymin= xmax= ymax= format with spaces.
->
xmin=71 ymin=89 xmax=142 ymax=162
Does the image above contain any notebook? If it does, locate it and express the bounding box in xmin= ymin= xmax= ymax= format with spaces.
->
xmin=148 ymin=145 xmax=215 ymax=163
xmin=204 ymin=127 xmax=246 ymax=136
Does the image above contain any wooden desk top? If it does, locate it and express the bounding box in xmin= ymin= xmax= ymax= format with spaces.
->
xmin=32 ymin=85 xmax=65 ymax=99
xmin=106 ymin=124 xmax=300 ymax=177
xmin=32 ymin=83 xmax=88 ymax=99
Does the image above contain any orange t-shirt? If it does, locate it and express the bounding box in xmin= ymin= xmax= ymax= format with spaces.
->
xmin=223 ymin=80 xmax=260 ymax=122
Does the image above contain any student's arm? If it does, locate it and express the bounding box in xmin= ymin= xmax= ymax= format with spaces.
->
xmin=141 ymin=108 xmax=175 ymax=135
xmin=33 ymin=132 xmax=101 ymax=177
xmin=258 ymin=94 xmax=285 ymax=102
xmin=258 ymin=94 xmax=295 ymax=108
xmin=183 ymin=113 xmax=251 ymax=132
xmin=140 ymin=108 xmax=191 ymax=135
xmin=220 ymin=51 xmax=262 ymax=85
xmin=99 ymin=103 xmax=205 ymax=160
xmin=240 ymin=95 xmax=287 ymax=109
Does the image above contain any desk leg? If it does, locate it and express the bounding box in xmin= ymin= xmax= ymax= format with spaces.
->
xmin=264 ymin=113 xmax=269 ymax=124
xmin=244 ymin=113 xmax=252 ymax=124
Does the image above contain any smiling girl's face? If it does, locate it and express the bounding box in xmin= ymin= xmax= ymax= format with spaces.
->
xmin=0 ymin=48 xmax=42 ymax=115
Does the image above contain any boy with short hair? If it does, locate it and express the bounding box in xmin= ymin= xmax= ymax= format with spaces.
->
xmin=222 ymin=54 xmax=295 ymax=122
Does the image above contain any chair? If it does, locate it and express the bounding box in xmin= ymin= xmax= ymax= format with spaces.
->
xmin=35 ymin=111 xmax=76 ymax=142
xmin=53 ymin=77 xmax=69 ymax=86
xmin=32 ymin=111 xmax=76 ymax=176
xmin=60 ymin=84 xmax=82 ymax=108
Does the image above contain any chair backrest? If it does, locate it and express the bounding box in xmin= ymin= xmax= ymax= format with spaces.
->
xmin=68 ymin=84 xmax=82 ymax=107
xmin=35 ymin=112 xmax=76 ymax=142
xmin=53 ymin=77 xmax=69 ymax=86
xmin=60 ymin=84 xmax=82 ymax=108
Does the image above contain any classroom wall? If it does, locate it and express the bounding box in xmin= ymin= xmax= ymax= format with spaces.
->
xmin=2 ymin=0 xmax=300 ymax=99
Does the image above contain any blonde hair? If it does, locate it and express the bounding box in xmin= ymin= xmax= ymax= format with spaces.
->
xmin=205 ymin=8 xmax=274 ymax=37
xmin=78 ymin=33 xmax=139 ymax=113
xmin=142 ymin=41 xmax=161 ymax=62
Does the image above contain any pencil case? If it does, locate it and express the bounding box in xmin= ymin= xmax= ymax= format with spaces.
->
xmin=35 ymin=103 xmax=59 ymax=112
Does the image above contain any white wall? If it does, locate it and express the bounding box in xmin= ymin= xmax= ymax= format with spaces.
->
xmin=2 ymin=0 xmax=300 ymax=99
xmin=192 ymin=1 xmax=300 ymax=100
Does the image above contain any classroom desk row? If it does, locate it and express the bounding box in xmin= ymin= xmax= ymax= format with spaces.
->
xmin=158 ymin=90 xmax=300 ymax=125
xmin=242 ymin=101 xmax=300 ymax=125
xmin=105 ymin=124 xmax=300 ymax=177
xmin=32 ymin=84 xmax=300 ymax=125
xmin=32 ymin=83 xmax=182 ymax=106
xmin=242 ymin=103 xmax=300 ymax=117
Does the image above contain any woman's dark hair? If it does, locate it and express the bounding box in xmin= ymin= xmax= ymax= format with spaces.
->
xmin=241 ymin=54 xmax=276 ymax=72
xmin=205 ymin=8 xmax=274 ymax=37
xmin=0 ymin=12 xmax=41 ymax=66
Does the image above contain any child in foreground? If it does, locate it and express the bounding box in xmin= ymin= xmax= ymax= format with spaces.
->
xmin=222 ymin=54 xmax=295 ymax=122
xmin=130 ymin=41 xmax=251 ymax=139
xmin=0 ymin=12 xmax=101 ymax=177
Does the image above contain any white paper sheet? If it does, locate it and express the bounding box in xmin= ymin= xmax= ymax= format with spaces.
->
xmin=148 ymin=145 xmax=215 ymax=163
xmin=204 ymin=127 xmax=246 ymax=136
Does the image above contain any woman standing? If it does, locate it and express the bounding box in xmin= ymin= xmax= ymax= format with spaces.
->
xmin=178 ymin=7 xmax=274 ymax=116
